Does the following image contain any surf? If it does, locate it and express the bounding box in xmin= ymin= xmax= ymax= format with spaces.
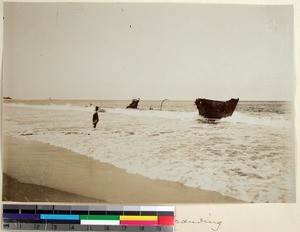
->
xmin=224 ymin=112 xmax=292 ymax=129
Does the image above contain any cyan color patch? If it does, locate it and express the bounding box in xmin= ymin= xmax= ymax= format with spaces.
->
xmin=40 ymin=214 xmax=79 ymax=220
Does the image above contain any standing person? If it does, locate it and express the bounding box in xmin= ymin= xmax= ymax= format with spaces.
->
xmin=93 ymin=106 xmax=99 ymax=128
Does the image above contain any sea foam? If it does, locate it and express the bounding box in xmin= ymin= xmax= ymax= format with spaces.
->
xmin=3 ymin=101 xmax=295 ymax=203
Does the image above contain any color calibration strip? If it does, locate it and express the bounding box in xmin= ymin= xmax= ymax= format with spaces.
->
xmin=2 ymin=205 xmax=175 ymax=231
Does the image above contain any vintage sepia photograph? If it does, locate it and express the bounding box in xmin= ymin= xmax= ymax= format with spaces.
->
xmin=2 ymin=2 xmax=295 ymax=204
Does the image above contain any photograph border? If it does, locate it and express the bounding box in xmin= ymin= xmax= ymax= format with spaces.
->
xmin=0 ymin=0 xmax=299 ymax=231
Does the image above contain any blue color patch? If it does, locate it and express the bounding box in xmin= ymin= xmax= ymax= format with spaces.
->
xmin=40 ymin=214 xmax=80 ymax=220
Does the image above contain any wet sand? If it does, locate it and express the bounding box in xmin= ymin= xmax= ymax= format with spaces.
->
xmin=2 ymin=174 xmax=104 ymax=202
xmin=2 ymin=136 xmax=244 ymax=203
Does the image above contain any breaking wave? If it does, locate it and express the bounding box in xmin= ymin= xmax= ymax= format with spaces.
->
xmin=5 ymin=102 xmax=291 ymax=128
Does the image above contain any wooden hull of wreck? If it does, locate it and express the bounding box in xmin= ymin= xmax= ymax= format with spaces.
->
xmin=126 ymin=99 xmax=140 ymax=109
xmin=195 ymin=98 xmax=239 ymax=119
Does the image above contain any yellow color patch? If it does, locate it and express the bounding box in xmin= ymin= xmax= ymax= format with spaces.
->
xmin=119 ymin=216 xmax=158 ymax=221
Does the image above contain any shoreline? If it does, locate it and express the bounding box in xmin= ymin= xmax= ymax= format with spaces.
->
xmin=3 ymin=136 xmax=244 ymax=203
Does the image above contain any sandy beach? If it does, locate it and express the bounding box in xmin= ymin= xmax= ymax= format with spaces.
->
xmin=2 ymin=136 xmax=243 ymax=203
xmin=2 ymin=174 xmax=104 ymax=203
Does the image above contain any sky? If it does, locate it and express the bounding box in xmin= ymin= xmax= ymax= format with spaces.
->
xmin=3 ymin=2 xmax=294 ymax=101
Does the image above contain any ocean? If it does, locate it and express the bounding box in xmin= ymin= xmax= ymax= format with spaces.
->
xmin=3 ymin=99 xmax=295 ymax=203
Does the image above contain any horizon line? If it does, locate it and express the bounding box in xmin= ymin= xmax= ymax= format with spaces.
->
xmin=3 ymin=97 xmax=293 ymax=102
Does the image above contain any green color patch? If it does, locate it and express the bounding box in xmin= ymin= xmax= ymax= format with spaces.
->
xmin=79 ymin=215 xmax=120 ymax=220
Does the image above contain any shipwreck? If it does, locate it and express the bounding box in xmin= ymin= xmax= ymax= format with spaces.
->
xmin=195 ymin=98 xmax=239 ymax=119
xmin=126 ymin=98 xmax=140 ymax=109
